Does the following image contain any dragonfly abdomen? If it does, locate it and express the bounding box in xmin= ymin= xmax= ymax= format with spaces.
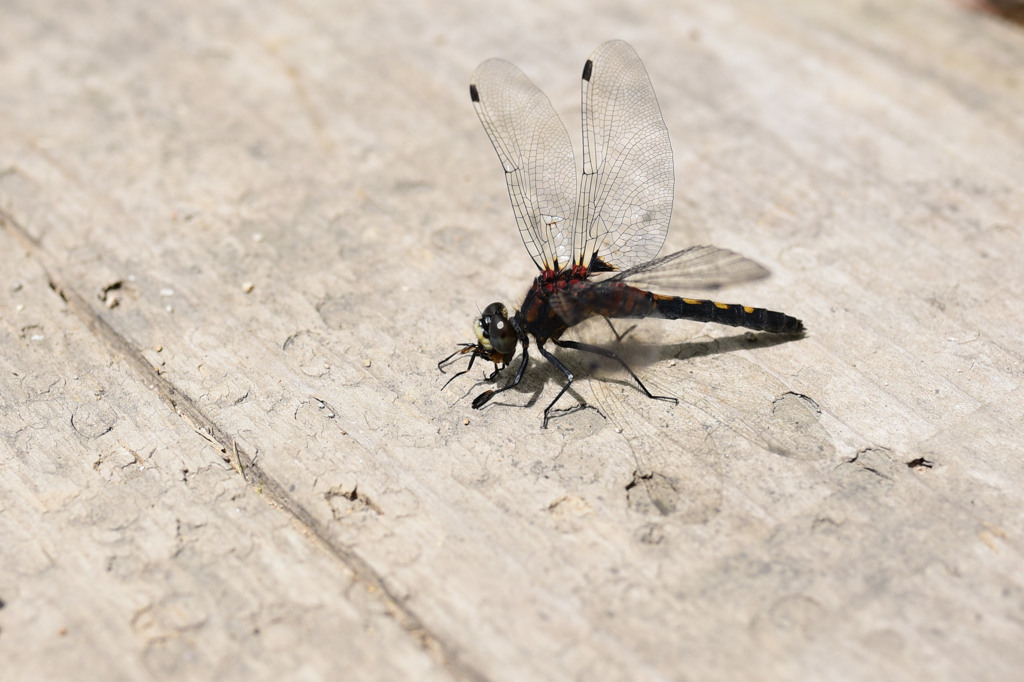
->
xmin=651 ymin=294 xmax=804 ymax=334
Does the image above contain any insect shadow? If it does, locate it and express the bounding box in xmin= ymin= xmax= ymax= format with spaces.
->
xmin=565 ymin=320 xmax=825 ymax=520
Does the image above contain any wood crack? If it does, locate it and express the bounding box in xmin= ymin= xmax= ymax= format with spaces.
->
xmin=0 ymin=208 xmax=490 ymax=682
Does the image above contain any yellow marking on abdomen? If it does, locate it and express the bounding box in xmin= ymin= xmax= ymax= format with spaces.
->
xmin=743 ymin=306 xmax=755 ymax=313
xmin=682 ymin=298 xmax=702 ymax=305
xmin=713 ymin=301 xmax=730 ymax=310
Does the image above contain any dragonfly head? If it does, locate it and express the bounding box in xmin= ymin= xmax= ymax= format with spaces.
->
xmin=437 ymin=302 xmax=518 ymax=388
xmin=474 ymin=302 xmax=517 ymax=361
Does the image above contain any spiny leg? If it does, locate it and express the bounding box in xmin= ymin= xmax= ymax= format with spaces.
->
xmin=438 ymin=345 xmax=505 ymax=390
xmin=472 ymin=338 xmax=530 ymax=409
xmin=601 ymin=316 xmax=636 ymax=343
xmin=536 ymin=343 xmax=578 ymax=428
xmin=438 ymin=347 xmax=478 ymax=389
xmin=438 ymin=343 xmax=475 ymax=372
xmin=552 ymin=338 xmax=679 ymax=405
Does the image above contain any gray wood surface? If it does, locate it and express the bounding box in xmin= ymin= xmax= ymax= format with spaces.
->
xmin=2 ymin=0 xmax=1023 ymax=680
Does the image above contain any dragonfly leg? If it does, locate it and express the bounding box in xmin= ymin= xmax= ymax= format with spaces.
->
xmin=472 ymin=337 xmax=530 ymax=409
xmin=438 ymin=345 xmax=506 ymax=390
xmin=439 ymin=350 xmax=477 ymax=390
xmin=537 ymin=342 xmax=576 ymax=429
xmin=552 ymin=338 xmax=679 ymax=405
xmin=601 ymin=316 xmax=636 ymax=343
xmin=438 ymin=343 xmax=476 ymax=372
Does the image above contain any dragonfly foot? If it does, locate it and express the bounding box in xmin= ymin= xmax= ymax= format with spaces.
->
xmin=472 ymin=390 xmax=495 ymax=409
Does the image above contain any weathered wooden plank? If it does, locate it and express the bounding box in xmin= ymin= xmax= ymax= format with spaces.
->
xmin=0 ymin=229 xmax=450 ymax=680
xmin=1 ymin=0 xmax=1023 ymax=680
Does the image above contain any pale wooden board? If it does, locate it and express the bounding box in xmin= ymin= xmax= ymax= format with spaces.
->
xmin=0 ymin=231 xmax=451 ymax=679
xmin=1 ymin=0 xmax=1023 ymax=680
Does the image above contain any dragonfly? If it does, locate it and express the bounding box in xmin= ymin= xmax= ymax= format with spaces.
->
xmin=440 ymin=40 xmax=804 ymax=428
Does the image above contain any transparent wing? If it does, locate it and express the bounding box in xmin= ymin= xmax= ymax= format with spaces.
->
xmin=470 ymin=59 xmax=578 ymax=272
xmin=548 ymin=245 xmax=770 ymax=327
xmin=609 ymin=245 xmax=770 ymax=291
xmin=575 ymin=40 xmax=674 ymax=271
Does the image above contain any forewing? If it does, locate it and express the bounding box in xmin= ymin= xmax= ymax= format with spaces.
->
xmin=609 ymin=245 xmax=770 ymax=291
xmin=470 ymin=59 xmax=578 ymax=271
xmin=576 ymin=40 xmax=674 ymax=271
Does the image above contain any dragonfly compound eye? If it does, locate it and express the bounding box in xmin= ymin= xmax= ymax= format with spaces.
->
xmin=475 ymin=302 xmax=516 ymax=357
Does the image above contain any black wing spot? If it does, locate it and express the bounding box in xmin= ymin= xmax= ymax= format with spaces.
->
xmin=469 ymin=83 xmax=480 ymax=102
xmin=588 ymin=253 xmax=616 ymax=273
xmin=582 ymin=59 xmax=594 ymax=81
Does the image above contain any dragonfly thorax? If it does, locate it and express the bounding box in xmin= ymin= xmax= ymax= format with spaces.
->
xmin=475 ymin=302 xmax=517 ymax=358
